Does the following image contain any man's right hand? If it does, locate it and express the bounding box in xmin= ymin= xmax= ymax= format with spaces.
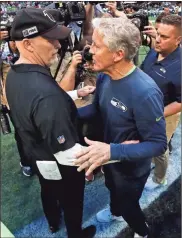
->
xmin=0 ymin=31 xmax=9 ymax=40
xmin=70 ymin=51 xmax=82 ymax=69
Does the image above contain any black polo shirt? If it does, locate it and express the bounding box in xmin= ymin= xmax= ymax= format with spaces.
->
xmin=141 ymin=47 xmax=181 ymax=106
xmin=6 ymin=64 xmax=79 ymax=163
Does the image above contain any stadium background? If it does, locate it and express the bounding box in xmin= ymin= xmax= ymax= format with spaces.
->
xmin=1 ymin=3 xmax=181 ymax=238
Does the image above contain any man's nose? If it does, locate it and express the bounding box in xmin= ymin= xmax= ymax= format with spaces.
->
xmin=89 ymin=45 xmax=94 ymax=55
xmin=156 ymin=34 xmax=160 ymax=43
xmin=55 ymin=40 xmax=61 ymax=49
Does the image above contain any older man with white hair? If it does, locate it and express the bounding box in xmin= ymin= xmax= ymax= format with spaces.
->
xmin=75 ymin=18 xmax=167 ymax=238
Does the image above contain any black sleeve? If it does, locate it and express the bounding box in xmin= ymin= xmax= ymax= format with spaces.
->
xmin=33 ymin=95 xmax=79 ymax=154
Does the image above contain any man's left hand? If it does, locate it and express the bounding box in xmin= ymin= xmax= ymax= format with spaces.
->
xmin=74 ymin=137 xmax=110 ymax=176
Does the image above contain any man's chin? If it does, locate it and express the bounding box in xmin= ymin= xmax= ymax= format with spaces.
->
xmin=93 ymin=67 xmax=100 ymax=72
xmin=49 ymin=56 xmax=59 ymax=67
xmin=155 ymin=46 xmax=161 ymax=52
xmin=93 ymin=64 xmax=102 ymax=72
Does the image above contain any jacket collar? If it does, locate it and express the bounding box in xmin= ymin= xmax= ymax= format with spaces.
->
xmin=11 ymin=64 xmax=52 ymax=77
xmin=155 ymin=46 xmax=181 ymax=66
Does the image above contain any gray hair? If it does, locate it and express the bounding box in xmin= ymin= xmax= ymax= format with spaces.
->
xmin=92 ymin=17 xmax=141 ymax=61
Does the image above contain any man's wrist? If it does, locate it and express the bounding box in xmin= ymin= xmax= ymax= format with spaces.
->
xmin=77 ymin=89 xmax=82 ymax=99
xmin=69 ymin=64 xmax=77 ymax=72
xmin=67 ymin=90 xmax=80 ymax=101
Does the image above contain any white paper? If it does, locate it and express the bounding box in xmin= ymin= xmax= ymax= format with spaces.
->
xmin=54 ymin=143 xmax=86 ymax=166
xmin=36 ymin=161 xmax=62 ymax=180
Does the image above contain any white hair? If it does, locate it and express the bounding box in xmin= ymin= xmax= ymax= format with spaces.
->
xmin=92 ymin=17 xmax=141 ymax=61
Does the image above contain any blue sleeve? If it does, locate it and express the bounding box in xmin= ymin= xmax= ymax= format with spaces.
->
xmin=78 ymin=73 xmax=103 ymax=120
xmin=78 ymin=103 xmax=98 ymax=120
xmin=110 ymin=91 xmax=167 ymax=162
xmin=172 ymin=67 xmax=181 ymax=103
xmin=140 ymin=59 xmax=145 ymax=71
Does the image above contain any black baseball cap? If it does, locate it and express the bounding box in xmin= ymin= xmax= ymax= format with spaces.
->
xmin=46 ymin=9 xmax=64 ymax=23
xmin=10 ymin=8 xmax=71 ymax=41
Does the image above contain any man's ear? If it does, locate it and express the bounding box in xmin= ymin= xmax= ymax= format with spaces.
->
xmin=23 ymin=39 xmax=34 ymax=52
xmin=176 ymin=36 xmax=182 ymax=46
xmin=112 ymin=50 xmax=124 ymax=62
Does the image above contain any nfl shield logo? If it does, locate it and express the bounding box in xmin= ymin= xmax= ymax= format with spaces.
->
xmin=57 ymin=135 xmax=65 ymax=144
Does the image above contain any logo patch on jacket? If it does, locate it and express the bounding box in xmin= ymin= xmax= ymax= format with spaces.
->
xmin=111 ymin=97 xmax=127 ymax=112
xmin=57 ymin=135 xmax=65 ymax=144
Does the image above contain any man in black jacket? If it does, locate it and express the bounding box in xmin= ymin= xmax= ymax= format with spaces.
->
xmin=6 ymin=8 xmax=96 ymax=238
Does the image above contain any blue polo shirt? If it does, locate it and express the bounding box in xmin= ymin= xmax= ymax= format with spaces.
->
xmin=78 ymin=68 xmax=167 ymax=177
xmin=141 ymin=47 xmax=181 ymax=106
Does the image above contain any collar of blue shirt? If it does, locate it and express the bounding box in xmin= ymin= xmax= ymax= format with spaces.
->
xmin=154 ymin=46 xmax=181 ymax=67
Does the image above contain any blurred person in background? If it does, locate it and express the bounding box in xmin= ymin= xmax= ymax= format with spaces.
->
xmin=142 ymin=12 xmax=174 ymax=154
xmin=0 ymin=30 xmax=9 ymax=40
xmin=143 ymin=12 xmax=171 ymax=49
xmin=141 ymin=15 xmax=181 ymax=191
xmin=0 ymin=27 xmax=34 ymax=176
xmin=176 ymin=2 xmax=181 ymax=16
xmin=47 ymin=8 xmax=97 ymax=182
